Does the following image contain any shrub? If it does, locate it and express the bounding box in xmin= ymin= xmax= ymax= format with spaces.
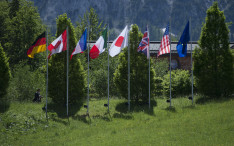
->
xmin=114 ymin=24 xmax=156 ymax=102
xmin=7 ymin=63 xmax=45 ymax=102
xmin=48 ymin=14 xmax=86 ymax=104
xmin=193 ymin=2 xmax=233 ymax=98
xmin=0 ymin=43 xmax=11 ymax=99
xmin=162 ymin=70 xmax=191 ymax=97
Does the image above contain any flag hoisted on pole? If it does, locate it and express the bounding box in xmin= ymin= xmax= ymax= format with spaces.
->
xmin=70 ymin=29 xmax=87 ymax=59
xmin=46 ymin=30 xmax=48 ymax=119
xmin=47 ymin=29 xmax=67 ymax=59
xmin=137 ymin=26 xmax=150 ymax=109
xmin=109 ymin=26 xmax=128 ymax=57
xmin=176 ymin=21 xmax=190 ymax=57
xmin=108 ymin=25 xmax=129 ymax=110
xmin=158 ymin=23 xmax=171 ymax=106
xmin=66 ymin=26 xmax=69 ymax=118
xmin=190 ymin=18 xmax=194 ymax=104
xmin=90 ymin=28 xmax=107 ymax=59
xmin=157 ymin=24 xmax=170 ymax=57
xmin=27 ymin=32 xmax=46 ymax=58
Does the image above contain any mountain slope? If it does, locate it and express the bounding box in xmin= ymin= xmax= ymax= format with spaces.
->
xmin=32 ymin=0 xmax=234 ymax=41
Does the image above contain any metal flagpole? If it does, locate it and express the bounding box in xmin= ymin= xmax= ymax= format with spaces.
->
xmin=46 ymin=29 xmax=48 ymax=119
xmin=87 ymin=26 xmax=90 ymax=114
xmin=66 ymin=26 xmax=69 ymax=118
xmin=107 ymin=24 xmax=110 ymax=112
xmin=169 ymin=19 xmax=172 ymax=107
xmin=128 ymin=25 xmax=130 ymax=112
xmin=148 ymin=25 xmax=151 ymax=109
xmin=190 ymin=17 xmax=194 ymax=105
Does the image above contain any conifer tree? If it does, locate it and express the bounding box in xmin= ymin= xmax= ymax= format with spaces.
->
xmin=0 ymin=43 xmax=11 ymax=98
xmin=5 ymin=0 xmax=45 ymax=69
xmin=9 ymin=0 xmax=19 ymax=19
xmin=193 ymin=2 xmax=233 ymax=98
xmin=48 ymin=14 xmax=85 ymax=104
xmin=114 ymin=24 xmax=155 ymax=102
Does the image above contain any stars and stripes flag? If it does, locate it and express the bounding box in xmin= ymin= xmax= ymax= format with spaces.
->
xmin=157 ymin=24 xmax=170 ymax=57
xmin=137 ymin=26 xmax=150 ymax=59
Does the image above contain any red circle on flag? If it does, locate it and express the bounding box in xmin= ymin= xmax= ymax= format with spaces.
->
xmin=115 ymin=36 xmax=124 ymax=47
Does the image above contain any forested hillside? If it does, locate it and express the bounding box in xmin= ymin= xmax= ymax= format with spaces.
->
xmin=32 ymin=0 xmax=234 ymax=41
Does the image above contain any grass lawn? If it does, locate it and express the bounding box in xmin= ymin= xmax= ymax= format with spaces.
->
xmin=0 ymin=97 xmax=234 ymax=145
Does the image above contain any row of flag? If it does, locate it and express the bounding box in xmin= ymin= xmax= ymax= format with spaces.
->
xmin=26 ymin=21 xmax=192 ymax=116
xmin=27 ymin=22 xmax=190 ymax=59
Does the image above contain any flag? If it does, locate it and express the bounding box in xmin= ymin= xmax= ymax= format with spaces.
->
xmin=157 ymin=24 xmax=170 ymax=57
xmin=27 ymin=32 xmax=46 ymax=58
xmin=90 ymin=28 xmax=107 ymax=59
xmin=48 ymin=29 xmax=67 ymax=58
xmin=138 ymin=26 xmax=150 ymax=59
xmin=71 ymin=29 xmax=87 ymax=59
xmin=176 ymin=21 xmax=190 ymax=57
xmin=109 ymin=26 xmax=128 ymax=57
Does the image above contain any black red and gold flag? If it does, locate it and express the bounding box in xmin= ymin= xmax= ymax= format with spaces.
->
xmin=27 ymin=32 xmax=46 ymax=58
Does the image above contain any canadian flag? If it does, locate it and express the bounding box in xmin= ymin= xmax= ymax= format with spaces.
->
xmin=109 ymin=26 xmax=128 ymax=57
xmin=48 ymin=29 xmax=67 ymax=58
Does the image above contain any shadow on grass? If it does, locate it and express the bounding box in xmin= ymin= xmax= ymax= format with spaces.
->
xmin=164 ymin=106 xmax=176 ymax=113
xmin=195 ymin=96 xmax=233 ymax=105
xmin=0 ymin=100 xmax=10 ymax=113
xmin=92 ymin=112 xmax=112 ymax=122
xmin=113 ymin=113 xmax=133 ymax=120
xmin=71 ymin=114 xmax=91 ymax=124
xmin=182 ymin=105 xmax=196 ymax=110
xmin=115 ymin=100 xmax=157 ymax=115
xmin=46 ymin=102 xmax=83 ymax=119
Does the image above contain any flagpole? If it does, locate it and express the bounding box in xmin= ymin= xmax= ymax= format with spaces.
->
xmin=107 ymin=24 xmax=110 ymax=112
xmin=169 ymin=19 xmax=172 ymax=107
xmin=190 ymin=17 xmax=194 ymax=105
xmin=87 ymin=26 xmax=90 ymax=115
xmin=46 ymin=30 xmax=48 ymax=119
xmin=128 ymin=25 xmax=130 ymax=112
xmin=148 ymin=25 xmax=150 ymax=109
xmin=66 ymin=26 xmax=69 ymax=118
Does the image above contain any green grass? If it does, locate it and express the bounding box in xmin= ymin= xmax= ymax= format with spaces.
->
xmin=0 ymin=97 xmax=234 ymax=145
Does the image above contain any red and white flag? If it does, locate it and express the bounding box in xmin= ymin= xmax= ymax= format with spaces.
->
xmin=109 ymin=26 xmax=128 ymax=57
xmin=157 ymin=24 xmax=170 ymax=57
xmin=48 ymin=29 xmax=67 ymax=58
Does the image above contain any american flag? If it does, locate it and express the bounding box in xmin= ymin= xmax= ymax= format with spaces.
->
xmin=138 ymin=27 xmax=150 ymax=59
xmin=157 ymin=24 xmax=170 ymax=57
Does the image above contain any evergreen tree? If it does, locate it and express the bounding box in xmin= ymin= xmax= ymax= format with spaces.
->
xmin=5 ymin=0 xmax=45 ymax=69
xmin=0 ymin=1 xmax=10 ymax=49
xmin=114 ymin=24 xmax=156 ymax=102
xmin=9 ymin=0 xmax=19 ymax=19
xmin=0 ymin=43 xmax=11 ymax=98
xmin=48 ymin=14 xmax=85 ymax=105
xmin=76 ymin=7 xmax=105 ymax=40
xmin=193 ymin=2 xmax=233 ymax=98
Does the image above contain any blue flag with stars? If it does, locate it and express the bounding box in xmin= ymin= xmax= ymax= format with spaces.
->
xmin=176 ymin=21 xmax=190 ymax=57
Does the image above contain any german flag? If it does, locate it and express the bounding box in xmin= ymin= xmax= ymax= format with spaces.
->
xmin=27 ymin=32 xmax=46 ymax=58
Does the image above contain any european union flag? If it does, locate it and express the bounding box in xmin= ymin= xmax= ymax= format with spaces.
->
xmin=176 ymin=21 xmax=190 ymax=57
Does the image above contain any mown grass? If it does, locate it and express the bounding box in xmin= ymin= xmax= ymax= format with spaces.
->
xmin=0 ymin=96 xmax=234 ymax=145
